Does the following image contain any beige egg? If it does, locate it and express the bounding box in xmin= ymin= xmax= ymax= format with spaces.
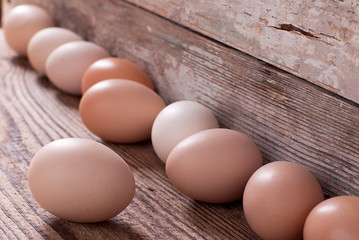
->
xmin=243 ymin=161 xmax=324 ymax=240
xmin=46 ymin=41 xmax=110 ymax=95
xmin=3 ymin=4 xmax=54 ymax=55
xmin=151 ymin=100 xmax=219 ymax=163
xmin=27 ymin=27 xmax=83 ymax=74
xmin=28 ymin=138 xmax=135 ymax=223
xmin=79 ymin=79 xmax=166 ymax=143
xmin=166 ymin=128 xmax=263 ymax=203
xmin=304 ymin=196 xmax=359 ymax=240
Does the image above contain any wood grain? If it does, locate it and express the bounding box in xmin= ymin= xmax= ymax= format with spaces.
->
xmin=1 ymin=0 xmax=359 ymax=238
xmin=21 ymin=0 xmax=358 ymax=196
xmin=0 ymin=32 xmax=259 ymax=239
xmin=126 ymin=0 xmax=359 ymax=104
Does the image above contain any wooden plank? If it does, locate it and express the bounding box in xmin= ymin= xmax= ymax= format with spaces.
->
xmin=2 ymin=0 xmax=359 ymax=238
xmin=126 ymin=0 xmax=359 ymax=104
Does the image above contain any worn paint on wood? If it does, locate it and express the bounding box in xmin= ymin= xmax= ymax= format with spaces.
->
xmin=127 ymin=0 xmax=359 ymax=103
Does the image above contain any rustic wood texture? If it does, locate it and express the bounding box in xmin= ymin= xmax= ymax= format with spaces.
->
xmin=0 ymin=32 xmax=259 ymax=239
xmin=127 ymin=0 xmax=359 ymax=104
xmin=1 ymin=0 xmax=359 ymax=239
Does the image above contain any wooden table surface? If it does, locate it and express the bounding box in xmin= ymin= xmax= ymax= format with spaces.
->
xmin=0 ymin=30 xmax=260 ymax=239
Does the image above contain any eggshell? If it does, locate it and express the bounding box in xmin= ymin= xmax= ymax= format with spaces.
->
xmin=81 ymin=57 xmax=153 ymax=93
xmin=151 ymin=100 xmax=219 ymax=163
xmin=79 ymin=79 xmax=166 ymax=143
xmin=166 ymin=128 xmax=263 ymax=203
xmin=46 ymin=41 xmax=110 ymax=95
xmin=27 ymin=27 xmax=83 ymax=74
xmin=27 ymin=138 xmax=135 ymax=223
xmin=304 ymin=196 xmax=359 ymax=240
xmin=243 ymin=161 xmax=324 ymax=240
xmin=3 ymin=4 xmax=54 ymax=55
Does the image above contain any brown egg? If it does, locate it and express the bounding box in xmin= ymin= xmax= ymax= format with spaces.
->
xmin=166 ymin=128 xmax=263 ymax=203
xmin=46 ymin=41 xmax=110 ymax=95
xmin=81 ymin=57 xmax=154 ymax=94
xmin=28 ymin=138 xmax=135 ymax=223
xmin=79 ymin=79 xmax=166 ymax=143
xmin=243 ymin=161 xmax=324 ymax=240
xmin=27 ymin=27 xmax=82 ymax=74
xmin=304 ymin=196 xmax=359 ymax=240
xmin=3 ymin=4 xmax=54 ymax=55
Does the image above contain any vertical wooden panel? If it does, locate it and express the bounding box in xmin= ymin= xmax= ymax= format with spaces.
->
xmin=127 ymin=0 xmax=359 ymax=104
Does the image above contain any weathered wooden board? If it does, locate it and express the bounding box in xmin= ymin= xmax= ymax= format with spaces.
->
xmin=1 ymin=0 xmax=359 ymax=239
xmin=127 ymin=0 xmax=359 ymax=104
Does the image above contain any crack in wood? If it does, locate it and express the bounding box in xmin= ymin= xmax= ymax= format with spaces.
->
xmin=271 ymin=23 xmax=319 ymax=39
xmin=269 ymin=23 xmax=334 ymax=46
xmin=318 ymin=32 xmax=341 ymax=42
xmin=243 ymin=12 xmax=252 ymax=16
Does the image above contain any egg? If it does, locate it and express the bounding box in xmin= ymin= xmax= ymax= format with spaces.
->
xmin=243 ymin=161 xmax=324 ymax=240
xmin=27 ymin=138 xmax=135 ymax=223
xmin=151 ymin=100 xmax=219 ymax=163
xmin=304 ymin=196 xmax=359 ymax=240
xmin=27 ymin=27 xmax=83 ymax=74
xmin=79 ymin=79 xmax=166 ymax=143
xmin=166 ymin=128 xmax=263 ymax=203
xmin=81 ymin=57 xmax=154 ymax=94
xmin=46 ymin=41 xmax=110 ymax=95
xmin=3 ymin=4 xmax=54 ymax=55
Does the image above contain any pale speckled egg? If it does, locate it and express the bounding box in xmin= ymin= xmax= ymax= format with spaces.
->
xmin=243 ymin=161 xmax=324 ymax=240
xmin=304 ymin=195 xmax=359 ymax=240
xmin=166 ymin=128 xmax=263 ymax=203
xmin=46 ymin=41 xmax=110 ymax=95
xmin=151 ymin=100 xmax=219 ymax=163
xmin=81 ymin=57 xmax=154 ymax=94
xmin=27 ymin=138 xmax=135 ymax=223
xmin=27 ymin=27 xmax=82 ymax=74
xmin=3 ymin=4 xmax=54 ymax=55
xmin=79 ymin=79 xmax=166 ymax=143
